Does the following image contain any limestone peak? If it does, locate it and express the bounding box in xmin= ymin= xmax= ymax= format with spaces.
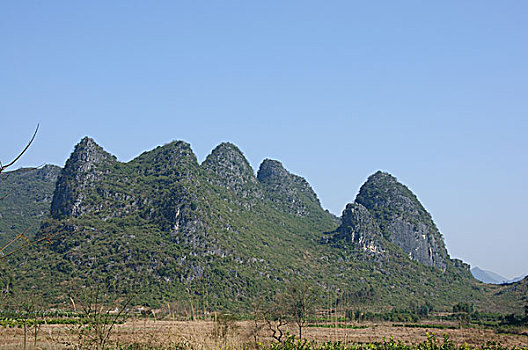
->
xmin=256 ymin=159 xmax=289 ymax=183
xmin=202 ymin=142 xmax=258 ymax=189
xmin=355 ymin=171 xmax=449 ymax=269
xmin=257 ymin=158 xmax=321 ymax=216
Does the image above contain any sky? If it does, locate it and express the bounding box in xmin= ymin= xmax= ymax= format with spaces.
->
xmin=1 ymin=1 xmax=527 ymax=279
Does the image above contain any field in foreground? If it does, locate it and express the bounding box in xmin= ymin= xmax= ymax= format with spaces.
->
xmin=0 ymin=320 xmax=527 ymax=349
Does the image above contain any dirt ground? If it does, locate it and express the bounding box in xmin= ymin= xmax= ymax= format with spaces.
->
xmin=0 ymin=320 xmax=527 ymax=349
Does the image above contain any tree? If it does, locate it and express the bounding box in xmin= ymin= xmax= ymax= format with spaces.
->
xmin=73 ymin=277 xmax=135 ymax=350
xmin=284 ymin=282 xmax=314 ymax=340
xmin=258 ymin=293 xmax=289 ymax=343
xmin=7 ymin=291 xmax=44 ymax=350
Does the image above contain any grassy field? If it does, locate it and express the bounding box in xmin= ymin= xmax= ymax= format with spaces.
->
xmin=0 ymin=319 xmax=526 ymax=349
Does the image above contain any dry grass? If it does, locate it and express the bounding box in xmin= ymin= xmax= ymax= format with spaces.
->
xmin=0 ymin=320 xmax=526 ymax=349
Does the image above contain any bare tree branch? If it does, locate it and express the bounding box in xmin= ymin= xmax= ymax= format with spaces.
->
xmin=0 ymin=226 xmax=34 ymax=255
xmin=0 ymin=124 xmax=39 ymax=173
xmin=0 ymin=226 xmax=67 ymax=260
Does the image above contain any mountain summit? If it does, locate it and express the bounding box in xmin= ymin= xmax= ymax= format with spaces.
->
xmin=202 ymin=142 xmax=260 ymax=198
xmin=354 ymin=171 xmax=449 ymax=270
xmin=51 ymin=137 xmax=116 ymax=218
xmin=257 ymin=159 xmax=321 ymax=216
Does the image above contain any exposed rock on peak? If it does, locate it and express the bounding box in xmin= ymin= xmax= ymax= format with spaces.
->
xmin=69 ymin=137 xmax=115 ymax=169
xmin=202 ymin=142 xmax=258 ymax=192
xmin=355 ymin=171 xmax=449 ymax=270
xmin=325 ymin=203 xmax=384 ymax=255
xmin=51 ymin=137 xmax=116 ymax=218
xmin=256 ymin=159 xmax=289 ymax=183
xmin=257 ymin=159 xmax=320 ymax=216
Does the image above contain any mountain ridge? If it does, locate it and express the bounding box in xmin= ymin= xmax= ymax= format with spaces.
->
xmin=2 ymin=137 xmax=521 ymax=314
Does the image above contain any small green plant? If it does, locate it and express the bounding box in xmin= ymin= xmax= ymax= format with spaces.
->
xmin=259 ymin=334 xmax=528 ymax=350
xmin=265 ymin=334 xmax=311 ymax=350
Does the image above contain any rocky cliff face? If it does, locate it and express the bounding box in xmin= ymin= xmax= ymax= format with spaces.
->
xmin=257 ymin=159 xmax=320 ymax=216
xmin=325 ymin=203 xmax=384 ymax=255
xmin=51 ymin=137 xmax=116 ymax=218
xmin=353 ymin=171 xmax=449 ymax=270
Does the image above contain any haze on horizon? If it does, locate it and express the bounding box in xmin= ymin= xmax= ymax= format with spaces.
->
xmin=1 ymin=1 xmax=527 ymax=279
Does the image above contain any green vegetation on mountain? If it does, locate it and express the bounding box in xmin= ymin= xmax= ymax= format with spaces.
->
xmin=0 ymin=165 xmax=60 ymax=252
xmin=5 ymin=138 xmax=339 ymax=309
xmin=1 ymin=138 xmax=524 ymax=315
xmin=485 ymin=277 xmax=528 ymax=314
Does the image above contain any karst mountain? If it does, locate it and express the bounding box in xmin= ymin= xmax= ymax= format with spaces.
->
xmin=1 ymin=137 xmax=524 ymax=313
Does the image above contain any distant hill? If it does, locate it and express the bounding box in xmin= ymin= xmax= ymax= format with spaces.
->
xmin=508 ymin=275 xmax=528 ymax=283
xmin=471 ymin=267 xmax=527 ymax=285
xmin=1 ymin=137 xmax=519 ymax=313
xmin=471 ymin=267 xmax=508 ymax=284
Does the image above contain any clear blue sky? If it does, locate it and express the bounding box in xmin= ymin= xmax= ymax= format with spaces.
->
xmin=1 ymin=1 xmax=527 ymax=279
